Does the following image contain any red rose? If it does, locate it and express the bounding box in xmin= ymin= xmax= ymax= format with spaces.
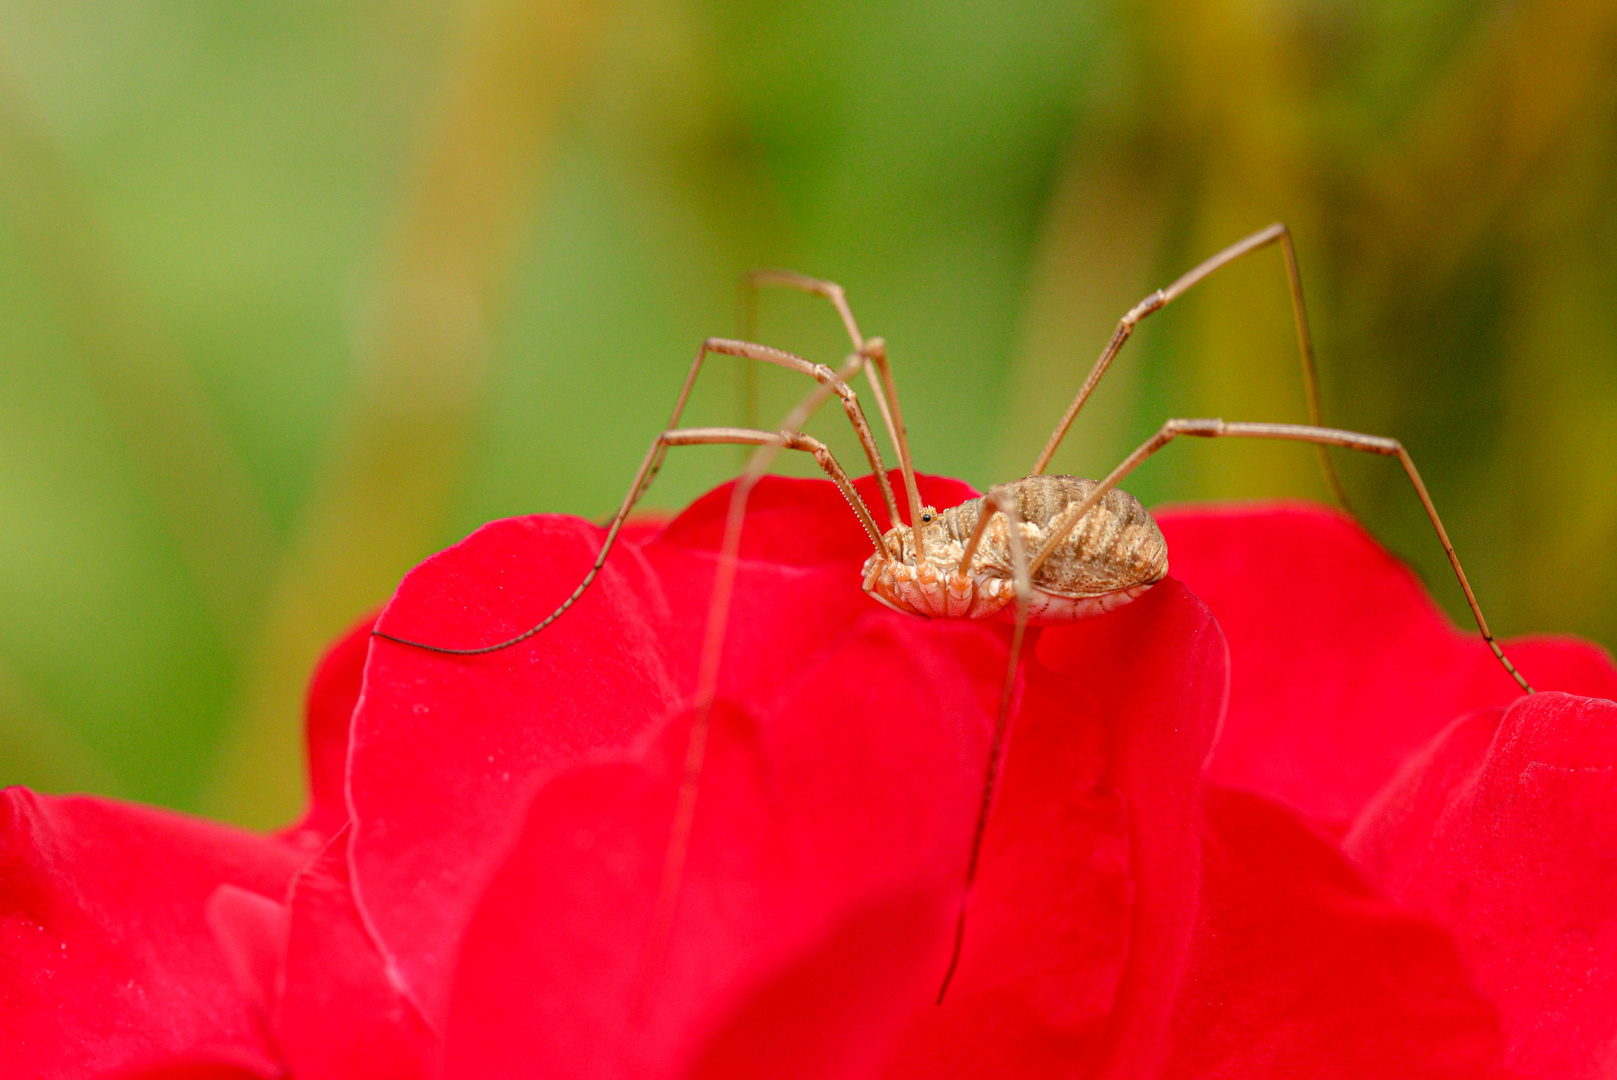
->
xmin=4 ymin=474 xmax=1615 ymax=1079
xmin=0 ymin=790 xmax=302 ymax=1076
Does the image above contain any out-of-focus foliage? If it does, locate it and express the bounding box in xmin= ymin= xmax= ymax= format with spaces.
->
xmin=0 ymin=0 xmax=1612 ymax=826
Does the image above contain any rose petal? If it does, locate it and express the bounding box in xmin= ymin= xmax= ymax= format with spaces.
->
xmin=443 ymin=611 xmax=1007 ymax=1077
xmin=279 ymin=613 xmax=377 ymax=850
xmin=352 ymin=473 xmax=976 ymax=1025
xmin=651 ymin=472 xmax=985 ymax=711
xmin=684 ymin=892 xmax=950 ymax=1080
xmin=1158 ymin=504 xmax=1617 ymax=823
xmin=880 ymin=580 xmax=1226 ymax=1078
xmin=204 ymin=885 xmax=286 ymax=1034
xmin=356 ymin=512 xmax=683 ymax=1023
xmin=1164 ymin=786 xmax=1506 ymax=1079
xmin=101 ymin=1055 xmax=281 ymax=1080
xmin=1035 ymin=580 xmax=1229 ymax=1080
xmin=1345 ymin=692 xmax=1617 ymax=1080
xmin=0 ymin=790 xmax=301 ymax=1077
xmin=273 ymin=827 xmax=431 ymax=1080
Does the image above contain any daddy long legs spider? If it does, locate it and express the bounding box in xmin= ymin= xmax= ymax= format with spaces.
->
xmin=373 ymin=223 xmax=1534 ymax=1002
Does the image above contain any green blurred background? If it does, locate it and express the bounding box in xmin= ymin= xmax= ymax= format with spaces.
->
xmin=1 ymin=0 xmax=1613 ymax=827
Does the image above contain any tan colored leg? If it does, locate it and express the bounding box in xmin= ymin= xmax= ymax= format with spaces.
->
xmin=743 ymin=269 xmax=869 ymax=359
xmin=1029 ymin=418 xmax=1533 ymax=694
xmin=372 ymin=425 xmax=886 ymax=657
xmin=936 ymin=484 xmax=1033 ymax=1003
xmin=743 ymin=269 xmax=895 ymax=437
xmin=1030 ymin=224 xmax=1349 ymax=509
xmin=645 ymin=336 xmax=899 ymax=524
xmin=742 ymin=270 xmax=928 ymax=546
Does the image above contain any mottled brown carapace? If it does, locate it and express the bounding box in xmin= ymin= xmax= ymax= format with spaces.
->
xmin=863 ymin=476 xmax=1166 ymax=623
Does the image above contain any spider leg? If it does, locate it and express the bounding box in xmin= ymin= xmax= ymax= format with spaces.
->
xmin=373 ymin=336 xmax=898 ymax=657
xmin=652 ymin=336 xmax=900 ymax=524
xmin=1032 ymin=224 xmax=1349 ymax=509
xmin=372 ymin=417 xmax=886 ymax=658
xmin=1030 ymin=418 xmax=1532 ymax=694
xmin=742 ymin=270 xmax=927 ymax=546
xmin=742 ymin=269 xmax=894 ymax=441
xmin=936 ymin=484 xmax=1032 ymax=1003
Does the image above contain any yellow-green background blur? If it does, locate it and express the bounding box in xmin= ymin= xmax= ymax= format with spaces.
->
xmin=2 ymin=0 xmax=1613 ymax=827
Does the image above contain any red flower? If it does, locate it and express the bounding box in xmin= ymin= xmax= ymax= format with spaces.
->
xmin=4 ymin=474 xmax=1615 ymax=1079
xmin=0 ymin=790 xmax=302 ymax=1076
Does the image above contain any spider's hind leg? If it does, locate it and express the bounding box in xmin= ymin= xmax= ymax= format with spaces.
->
xmin=1030 ymin=418 xmax=1532 ymax=694
xmin=936 ymin=484 xmax=1034 ymax=1003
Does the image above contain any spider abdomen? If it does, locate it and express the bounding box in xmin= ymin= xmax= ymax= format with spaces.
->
xmin=861 ymin=475 xmax=1168 ymax=622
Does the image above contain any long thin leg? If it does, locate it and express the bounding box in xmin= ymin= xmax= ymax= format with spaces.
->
xmin=372 ymin=336 xmax=898 ymax=656
xmin=372 ymin=422 xmax=888 ymax=656
xmin=936 ymin=485 xmax=1033 ymax=1003
xmin=744 ymin=269 xmax=869 ymax=354
xmin=644 ymin=337 xmax=900 ymax=525
xmin=863 ymin=337 xmax=929 ymax=557
xmin=1029 ymin=418 xmax=1533 ymax=694
xmin=741 ymin=270 xmax=927 ymax=545
xmin=1031 ymin=224 xmax=1349 ymax=509
xmin=743 ymin=269 xmax=898 ymax=442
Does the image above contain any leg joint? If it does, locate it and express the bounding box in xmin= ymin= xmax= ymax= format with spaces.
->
xmin=1166 ymin=417 xmax=1227 ymax=437
xmin=1124 ymin=290 xmax=1168 ymax=325
xmin=812 ymin=362 xmax=847 ymax=390
xmin=778 ymin=429 xmax=820 ymax=453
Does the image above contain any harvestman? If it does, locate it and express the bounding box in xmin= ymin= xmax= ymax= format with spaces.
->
xmin=374 ymin=224 xmax=1534 ymax=1001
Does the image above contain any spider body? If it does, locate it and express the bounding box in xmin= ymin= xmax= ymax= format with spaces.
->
xmin=861 ymin=475 xmax=1167 ymax=623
